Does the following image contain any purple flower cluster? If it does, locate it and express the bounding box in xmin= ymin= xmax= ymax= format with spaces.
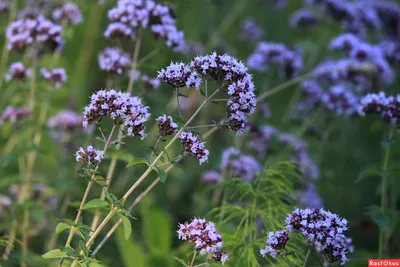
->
xmin=247 ymin=42 xmax=303 ymax=78
xmin=158 ymin=53 xmax=257 ymax=134
xmin=98 ymin=47 xmax=131 ymax=75
xmin=0 ymin=106 xmax=31 ymax=125
xmin=241 ymin=18 xmax=263 ymax=41
xmin=41 ymin=68 xmax=67 ymax=88
xmin=6 ymin=15 xmax=63 ymax=52
xmin=105 ymin=0 xmax=185 ymax=52
xmin=295 ymin=183 xmax=323 ymax=209
xmin=47 ymin=110 xmax=91 ymax=142
xmin=83 ymin=89 xmax=150 ymax=138
xmin=155 ymin=114 xmax=178 ymax=136
xmin=260 ymin=230 xmax=290 ymax=258
xmin=290 ymin=9 xmax=318 ymax=28
xmin=285 ymin=208 xmax=353 ymax=265
xmin=75 ymin=145 xmax=104 ymax=164
xmin=359 ymin=92 xmax=400 ymax=126
xmin=157 ymin=62 xmax=200 ymax=89
xmin=0 ymin=195 xmax=12 ymax=215
xmin=220 ymin=147 xmax=262 ymax=181
xmin=178 ymin=132 xmax=209 ymax=165
xmin=52 ymin=2 xmax=82 ymax=25
xmin=141 ymin=75 xmax=160 ymax=91
xmin=202 ymin=171 xmax=221 ymax=185
xmin=0 ymin=2 xmax=9 ymax=14
xmin=5 ymin=62 xmax=31 ymax=81
xmin=177 ymin=218 xmax=229 ymax=264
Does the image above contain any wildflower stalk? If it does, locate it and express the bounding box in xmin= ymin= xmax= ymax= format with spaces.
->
xmin=190 ymin=250 xmax=197 ymax=267
xmin=71 ymin=89 xmax=221 ymax=266
xmin=378 ymin=127 xmax=394 ymax=258
xmin=58 ymin=125 xmax=116 ymax=266
xmin=302 ymin=248 xmax=311 ymax=267
xmin=90 ymin=32 xmax=143 ymax=232
xmin=0 ymin=0 xmax=17 ymax=91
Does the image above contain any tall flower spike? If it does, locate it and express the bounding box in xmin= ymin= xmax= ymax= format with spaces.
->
xmin=178 ymin=132 xmax=209 ymax=165
xmin=82 ymin=89 xmax=150 ymax=139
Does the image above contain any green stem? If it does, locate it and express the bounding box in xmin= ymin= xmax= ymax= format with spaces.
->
xmin=378 ymin=127 xmax=394 ymax=258
xmin=190 ymin=250 xmax=197 ymax=267
xmin=302 ymin=248 xmax=311 ymax=267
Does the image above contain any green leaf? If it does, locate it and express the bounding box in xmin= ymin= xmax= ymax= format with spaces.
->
xmin=173 ymin=256 xmax=187 ymax=266
xmin=81 ymin=199 xmax=109 ymax=210
xmin=115 ymin=228 xmax=146 ymax=267
xmin=158 ymin=169 xmax=168 ymax=183
xmin=56 ymin=222 xmax=70 ymax=234
xmin=374 ymin=215 xmax=390 ymax=230
xmin=79 ymin=240 xmax=89 ymax=257
xmin=42 ymin=249 xmax=68 ymax=259
xmin=355 ymin=168 xmax=381 ymax=183
xmin=126 ymin=158 xmax=149 ymax=168
xmin=120 ymin=215 xmax=132 ymax=240
xmin=94 ymin=175 xmax=108 ymax=188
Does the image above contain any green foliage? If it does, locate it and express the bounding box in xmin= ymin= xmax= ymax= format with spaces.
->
xmin=209 ymin=162 xmax=304 ymax=267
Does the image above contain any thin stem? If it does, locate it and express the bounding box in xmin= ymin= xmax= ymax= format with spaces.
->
xmin=150 ymin=136 xmax=161 ymax=163
xmin=176 ymin=88 xmax=182 ymax=118
xmin=378 ymin=127 xmax=394 ymax=258
xmin=194 ymin=262 xmax=209 ymax=267
xmin=137 ymin=48 xmax=161 ymax=67
xmin=2 ymin=221 xmax=17 ymax=260
xmin=187 ymin=124 xmax=222 ymax=129
xmin=58 ymin=125 xmax=116 ymax=266
xmin=190 ymin=250 xmax=197 ymax=267
xmin=155 ymin=154 xmax=183 ymax=168
xmin=256 ymin=71 xmax=315 ymax=102
xmin=302 ymin=248 xmax=311 ymax=267
xmin=127 ymin=30 xmax=143 ymax=93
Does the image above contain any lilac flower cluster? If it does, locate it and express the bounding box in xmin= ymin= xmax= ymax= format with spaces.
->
xmin=178 ymin=132 xmax=209 ymax=165
xmin=290 ymin=9 xmax=318 ymax=28
xmin=6 ymin=15 xmax=63 ymax=52
xmin=359 ymin=92 xmax=400 ymax=126
xmin=285 ymin=208 xmax=353 ymax=264
xmin=247 ymin=42 xmax=303 ymax=78
xmin=158 ymin=53 xmax=257 ymax=134
xmin=98 ymin=47 xmax=131 ymax=75
xmin=41 ymin=68 xmax=67 ymax=88
xmin=105 ymin=0 xmax=185 ymax=52
xmin=5 ymin=62 xmax=31 ymax=81
xmin=295 ymin=183 xmax=323 ymax=209
xmin=177 ymin=218 xmax=229 ymax=264
xmin=220 ymin=147 xmax=262 ymax=181
xmin=307 ymin=0 xmax=400 ymax=38
xmin=155 ymin=114 xmax=178 ymax=136
xmin=0 ymin=106 xmax=31 ymax=125
xmin=83 ymin=89 xmax=150 ymax=138
xmin=260 ymin=230 xmax=290 ymax=258
xmin=52 ymin=2 xmax=82 ymax=25
xmin=141 ymin=75 xmax=160 ymax=91
xmin=0 ymin=2 xmax=9 ymax=14
xmin=47 ymin=110 xmax=91 ymax=143
xmin=241 ymin=18 xmax=263 ymax=41
xmin=247 ymin=124 xmax=320 ymax=180
xmin=75 ymin=145 xmax=104 ymax=165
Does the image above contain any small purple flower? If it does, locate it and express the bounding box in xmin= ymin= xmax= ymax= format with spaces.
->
xmin=75 ymin=145 xmax=104 ymax=164
xmin=104 ymin=22 xmax=135 ymax=40
xmin=52 ymin=2 xmax=82 ymax=25
xmin=220 ymin=147 xmax=262 ymax=181
xmin=155 ymin=114 xmax=178 ymax=136
xmin=0 ymin=2 xmax=9 ymax=14
xmin=47 ymin=110 xmax=91 ymax=142
xmin=141 ymin=75 xmax=160 ymax=90
xmin=290 ymin=9 xmax=318 ymax=28
xmin=321 ymin=85 xmax=359 ymax=116
xmin=202 ymin=171 xmax=221 ymax=185
xmin=241 ymin=18 xmax=263 ymax=41
xmin=98 ymin=47 xmax=131 ymax=75
xmin=83 ymin=89 xmax=150 ymax=138
xmin=178 ymin=132 xmax=209 ymax=165
xmin=0 ymin=106 xmax=31 ymax=125
xmin=157 ymin=62 xmax=201 ymax=89
xmin=41 ymin=68 xmax=67 ymax=88
xmin=260 ymin=230 xmax=290 ymax=258
xmin=177 ymin=218 xmax=228 ymax=264
xmin=359 ymin=92 xmax=400 ymax=126
xmin=5 ymin=62 xmax=31 ymax=81
xmin=329 ymin=33 xmax=361 ymax=52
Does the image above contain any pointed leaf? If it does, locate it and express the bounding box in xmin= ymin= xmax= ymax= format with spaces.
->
xmin=158 ymin=169 xmax=168 ymax=183
xmin=126 ymin=158 xmax=149 ymax=168
xmin=121 ymin=215 xmax=132 ymax=240
xmin=56 ymin=222 xmax=70 ymax=234
xmin=42 ymin=249 xmax=68 ymax=259
xmin=81 ymin=199 xmax=109 ymax=210
xmin=173 ymin=256 xmax=187 ymax=266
